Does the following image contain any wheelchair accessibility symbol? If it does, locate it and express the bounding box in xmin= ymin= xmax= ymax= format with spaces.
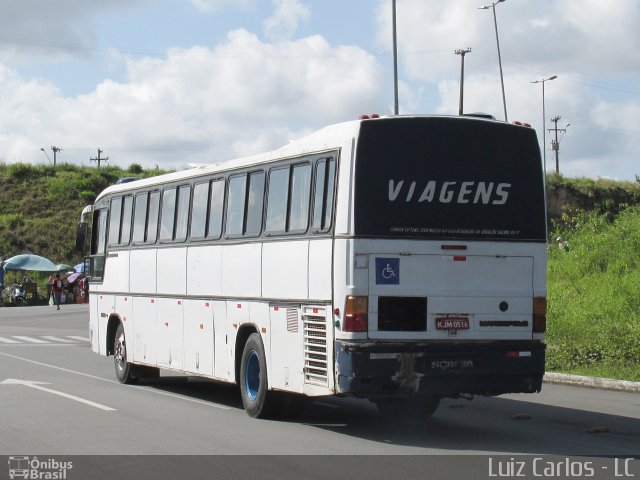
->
xmin=375 ymin=258 xmax=400 ymax=285
xmin=382 ymin=264 xmax=397 ymax=279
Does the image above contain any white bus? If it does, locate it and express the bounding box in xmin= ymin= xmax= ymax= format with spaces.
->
xmin=77 ymin=114 xmax=548 ymax=418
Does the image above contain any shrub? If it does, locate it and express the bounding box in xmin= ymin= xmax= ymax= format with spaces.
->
xmin=0 ymin=213 xmax=25 ymax=229
xmin=128 ymin=163 xmax=144 ymax=174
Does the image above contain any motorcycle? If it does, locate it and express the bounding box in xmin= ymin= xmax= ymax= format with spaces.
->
xmin=10 ymin=283 xmax=26 ymax=306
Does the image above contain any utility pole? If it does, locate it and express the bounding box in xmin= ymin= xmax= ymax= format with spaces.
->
xmin=392 ymin=0 xmax=399 ymax=115
xmin=90 ymin=148 xmax=109 ymax=168
xmin=548 ymin=116 xmax=568 ymax=174
xmin=50 ymin=146 xmax=62 ymax=168
xmin=455 ymin=48 xmax=472 ymax=116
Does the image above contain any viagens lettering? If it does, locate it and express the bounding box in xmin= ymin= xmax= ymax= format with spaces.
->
xmin=388 ymin=179 xmax=511 ymax=205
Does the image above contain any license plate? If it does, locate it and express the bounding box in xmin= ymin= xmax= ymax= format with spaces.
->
xmin=436 ymin=317 xmax=470 ymax=330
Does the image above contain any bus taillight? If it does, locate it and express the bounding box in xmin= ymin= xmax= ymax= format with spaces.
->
xmin=344 ymin=296 xmax=368 ymax=332
xmin=533 ymin=297 xmax=547 ymax=333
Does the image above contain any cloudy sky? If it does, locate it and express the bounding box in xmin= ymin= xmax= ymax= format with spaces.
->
xmin=1 ymin=0 xmax=639 ymax=179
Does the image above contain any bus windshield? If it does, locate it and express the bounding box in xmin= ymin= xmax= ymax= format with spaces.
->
xmin=354 ymin=117 xmax=546 ymax=241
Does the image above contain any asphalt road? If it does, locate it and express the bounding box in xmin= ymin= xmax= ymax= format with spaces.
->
xmin=1 ymin=305 xmax=639 ymax=478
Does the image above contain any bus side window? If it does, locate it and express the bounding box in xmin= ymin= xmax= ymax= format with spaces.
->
xmin=312 ymin=158 xmax=336 ymax=232
xmin=288 ymin=163 xmax=312 ymax=232
xmin=91 ymin=209 xmax=107 ymax=279
xmin=107 ymin=197 xmax=122 ymax=246
xmin=92 ymin=209 xmax=108 ymax=256
xmin=132 ymin=192 xmax=148 ymax=243
xmin=146 ymin=191 xmax=160 ymax=244
xmin=160 ymin=188 xmax=177 ymax=241
xmin=266 ymin=167 xmax=289 ymax=233
xmin=175 ymin=185 xmax=191 ymax=242
xmin=226 ymin=171 xmax=264 ymax=237
xmin=120 ymin=196 xmax=133 ymax=245
xmin=207 ymin=179 xmax=225 ymax=239
xmin=226 ymin=175 xmax=246 ymax=236
xmin=245 ymin=171 xmax=265 ymax=236
xmin=190 ymin=182 xmax=209 ymax=239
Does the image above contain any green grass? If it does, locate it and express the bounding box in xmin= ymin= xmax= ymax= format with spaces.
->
xmin=0 ymin=162 xmax=170 ymax=265
xmin=547 ymin=207 xmax=640 ymax=381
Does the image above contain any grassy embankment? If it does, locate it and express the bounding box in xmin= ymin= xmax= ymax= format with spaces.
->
xmin=546 ymin=175 xmax=640 ymax=381
xmin=0 ymin=162 xmax=168 ymax=293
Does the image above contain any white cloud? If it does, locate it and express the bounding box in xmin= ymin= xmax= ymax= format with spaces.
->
xmin=191 ymin=0 xmax=254 ymax=13
xmin=371 ymin=0 xmax=640 ymax=179
xmin=376 ymin=0 xmax=640 ymax=79
xmin=0 ymin=29 xmax=385 ymax=170
xmin=0 ymin=0 xmax=148 ymax=62
xmin=263 ymin=0 xmax=310 ymax=42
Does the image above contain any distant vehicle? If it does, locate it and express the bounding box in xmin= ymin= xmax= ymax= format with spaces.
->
xmin=115 ymin=177 xmax=139 ymax=185
xmin=77 ymin=115 xmax=547 ymax=418
xmin=10 ymin=283 xmax=26 ymax=306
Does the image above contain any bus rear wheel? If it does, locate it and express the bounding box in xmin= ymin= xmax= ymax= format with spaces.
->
xmin=240 ymin=333 xmax=278 ymax=418
xmin=114 ymin=323 xmax=138 ymax=385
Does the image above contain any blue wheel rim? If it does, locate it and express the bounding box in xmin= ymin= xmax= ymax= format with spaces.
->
xmin=245 ymin=350 xmax=260 ymax=401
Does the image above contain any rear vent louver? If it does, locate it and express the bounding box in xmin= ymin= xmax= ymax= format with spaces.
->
xmin=303 ymin=309 xmax=328 ymax=387
xmin=286 ymin=308 xmax=299 ymax=332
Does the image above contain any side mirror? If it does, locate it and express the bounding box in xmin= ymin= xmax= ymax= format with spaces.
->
xmin=75 ymin=222 xmax=88 ymax=253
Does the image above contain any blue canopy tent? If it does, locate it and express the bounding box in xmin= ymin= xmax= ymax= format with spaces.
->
xmin=2 ymin=254 xmax=58 ymax=272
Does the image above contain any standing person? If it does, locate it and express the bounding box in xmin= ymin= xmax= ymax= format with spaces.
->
xmin=51 ymin=274 xmax=63 ymax=310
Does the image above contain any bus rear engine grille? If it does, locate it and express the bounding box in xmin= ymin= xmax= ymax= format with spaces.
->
xmin=303 ymin=311 xmax=328 ymax=387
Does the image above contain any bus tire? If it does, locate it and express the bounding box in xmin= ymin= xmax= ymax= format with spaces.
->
xmin=240 ymin=333 xmax=276 ymax=418
xmin=114 ymin=323 xmax=138 ymax=385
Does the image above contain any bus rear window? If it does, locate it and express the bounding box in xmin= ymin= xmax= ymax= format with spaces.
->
xmin=354 ymin=117 xmax=546 ymax=241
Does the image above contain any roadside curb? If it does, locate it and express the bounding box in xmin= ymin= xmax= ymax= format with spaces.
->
xmin=544 ymin=372 xmax=640 ymax=393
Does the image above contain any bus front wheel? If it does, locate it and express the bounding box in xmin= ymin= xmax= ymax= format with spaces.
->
xmin=114 ymin=323 xmax=138 ymax=385
xmin=240 ymin=333 xmax=277 ymax=418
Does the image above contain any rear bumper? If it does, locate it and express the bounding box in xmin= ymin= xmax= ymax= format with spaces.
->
xmin=335 ymin=340 xmax=545 ymax=398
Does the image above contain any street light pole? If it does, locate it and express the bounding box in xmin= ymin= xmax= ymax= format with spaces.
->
xmin=40 ymin=147 xmax=51 ymax=164
xmin=479 ymin=0 xmax=507 ymax=121
xmin=530 ymin=75 xmax=557 ymax=173
xmin=455 ymin=48 xmax=472 ymax=116
xmin=392 ymin=0 xmax=399 ymax=115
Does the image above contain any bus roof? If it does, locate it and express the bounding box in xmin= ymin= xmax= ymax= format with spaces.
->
xmin=94 ymin=114 xmax=509 ymax=202
xmin=94 ymin=117 xmax=367 ymax=202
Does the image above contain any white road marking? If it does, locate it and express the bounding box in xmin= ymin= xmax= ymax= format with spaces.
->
xmin=0 ymin=351 xmax=231 ymax=410
xmin=0 ymin=337 xmax=21 ymax=344
xmin=40 ymin=336 xmax=78 ymax=343
xmin=0 ymin=378 xmax=116 ymax=411
xmin=67 ymin=336 xmax=90 ymax=342
xmin=12 ymin=336 xmax=50 ymax=344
